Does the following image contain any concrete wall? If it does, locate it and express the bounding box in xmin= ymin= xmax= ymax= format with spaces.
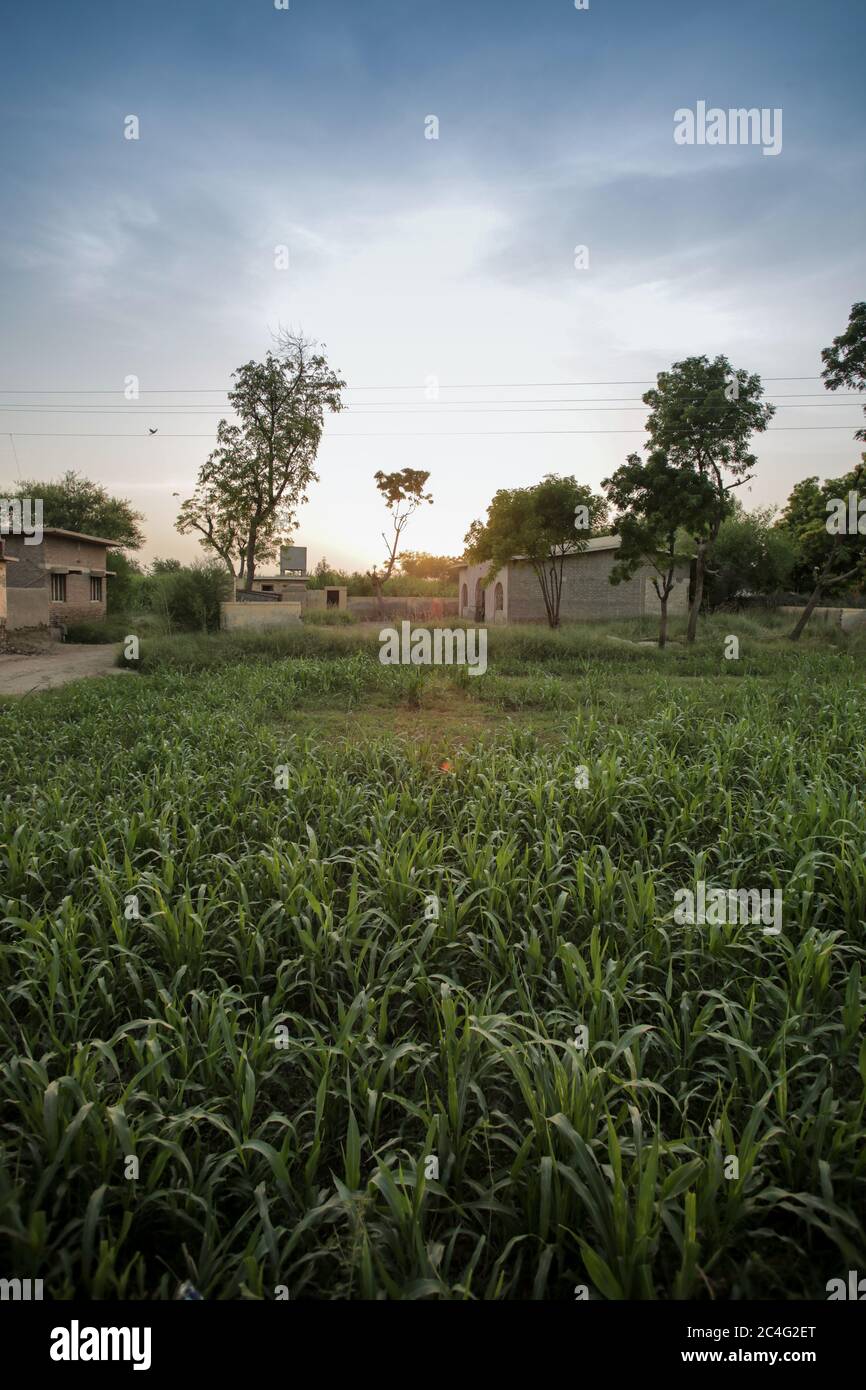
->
xmin=6 ymin=587 xmax=50 ymax=630
xmin=305 ymin=587 xmax=348 ymax=611
xmin=778 ymin=605 xmax=866 ymax=633
xmin=220 ymin=601 xmax=302 ymax=631
xmin=347 ymin=595 xmax=459 ymax=621
xmin=456 ymin=550 xmax=689 ymax=625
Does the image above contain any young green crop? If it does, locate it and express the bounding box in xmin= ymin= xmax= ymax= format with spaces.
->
xmin=1 ymin=617 xmax=864 ymax=1299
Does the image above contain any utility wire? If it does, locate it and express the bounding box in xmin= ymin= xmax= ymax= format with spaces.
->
xmin=0 ymin=375 xmax=843 ymax=393
xmin=4 ymin=426 xmax=860 ymax=438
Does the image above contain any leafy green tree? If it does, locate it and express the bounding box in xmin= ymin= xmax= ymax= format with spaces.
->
xmin=148 ymin=560 xmax=232 ymax=633
xmin=397 ymin=550 xmax=459 ymax=580
xmin=176 ymin=333 xmax=344 ymax=587
xmin=604 ymin=450 xmax=716 ymax=647
xmin=6 ymin=470 xmax=145 ymax=548
xmin=643 ymin=356 xmax=775 ymax=642
xmin=822 ymin=301 xmax=866 ymax=442
xmin=464 ymin=474 xmax=606 ymax=628
xmin=106 ymin=552 xmax=144 ymax=614
xmin=707 ymin=503 xmax=799 ymax=608
xmin=368 ymin=468 xmax=433 ymax=609
xmin=777 ymin=461 xmax=866 ymax=639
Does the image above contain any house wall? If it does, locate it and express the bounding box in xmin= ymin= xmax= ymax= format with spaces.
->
xmin=4 ymin=534 xmax=110 ymax=629
xmin=458 ymin=561 xmax=507 ymax=620
xmin=457 ymin=551 xmax=689 ymax=625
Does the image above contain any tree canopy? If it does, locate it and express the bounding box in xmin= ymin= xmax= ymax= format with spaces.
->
xmin=821 ymin=301 xmax=866 ymax=442
xmin=465 ymin=474 xmax=606 ymax=628
xmin=5 ymin=470 xmax=145 ymax=548
xmin=176 ymin=333 xmax=344 ymax=586
xmin=643 ymin=355 xmax=775 ymax=640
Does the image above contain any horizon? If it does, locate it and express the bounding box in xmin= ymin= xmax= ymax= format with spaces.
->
xmin=1 ymin=0 xmax=864 ymax=568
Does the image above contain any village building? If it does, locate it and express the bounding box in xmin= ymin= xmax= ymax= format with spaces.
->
xmin=233 ymin=546 xmax=347 ymax=612
xmin=456 ymin=536 xmax=689 ymax=624
xmin=2 ymin=528 xmax=119 ymax=635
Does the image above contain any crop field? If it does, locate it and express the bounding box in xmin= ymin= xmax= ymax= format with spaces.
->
xmin=1 ymin=616 xmax=865 ymax=1300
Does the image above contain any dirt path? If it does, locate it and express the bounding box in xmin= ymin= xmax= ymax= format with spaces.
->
xmin=0 ymin=643 xmax=130 ymax=695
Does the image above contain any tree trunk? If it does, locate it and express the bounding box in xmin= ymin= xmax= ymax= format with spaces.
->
xmin=686 ymin=541 xmax=706 ymax=644
xmin=243 ymin=528 xmax=257 ymax=591
xmin=658 ymin=594 xmax=669 ymax=648
xmin=787 ymin=581 xmax=825 ymax=641
xmin=788 ymin=559 xmax=860 ymax=641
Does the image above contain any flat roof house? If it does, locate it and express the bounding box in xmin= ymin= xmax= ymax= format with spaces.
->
xmin=456 ymin=536 xmax=689 ymax=625
xmin=3 ymin=527 xmax=119 ymax=635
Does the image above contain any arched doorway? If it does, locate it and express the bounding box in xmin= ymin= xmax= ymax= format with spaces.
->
xmin=494 ymin=581 xmax=504 ymax=623
xmin=461 ymin=583 xmax=468 ymax=616
xmin=474 ymin=578 xmax=485 ymax=621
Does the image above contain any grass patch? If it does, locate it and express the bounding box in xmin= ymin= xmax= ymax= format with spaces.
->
xmin=1 ymin=618 xmax=865 ymax=1299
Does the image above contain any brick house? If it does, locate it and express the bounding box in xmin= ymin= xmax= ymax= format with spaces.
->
xmin=0 ymin=538 xmax=18 ymax=650
xmin=457 ymin=536 xmax=689 ymax=624
xmin=3 ymin=528 xmax=119 ymax=634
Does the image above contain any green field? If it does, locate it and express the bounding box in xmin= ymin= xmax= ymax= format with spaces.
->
xmin=1 ymin=615 xmax=865 ymax=1299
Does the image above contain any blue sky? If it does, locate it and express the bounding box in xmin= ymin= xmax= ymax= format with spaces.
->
xmin=1 ymin=0 xmax=864 ymax=567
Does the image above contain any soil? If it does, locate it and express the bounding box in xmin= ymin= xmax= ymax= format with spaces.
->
xmin=0 ymin=642 xmax=130 ymax=695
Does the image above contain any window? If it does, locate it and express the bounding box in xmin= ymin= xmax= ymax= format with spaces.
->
xmin=494 ymin=582 xmax=504 ymax=612
xmin=261 ymin=584 xmax=274 ymax=591
xmin=326 ymin=588 xmax=339 ymax=607
xmin=90 ymin=576 xmax=103 ymax=602
xmin=461 ymin=583 xmax=468 ymax=613
xmin=50 ymin=573 xmax=66 ymax=602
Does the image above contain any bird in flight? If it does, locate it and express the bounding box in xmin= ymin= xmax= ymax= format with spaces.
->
xmin=148 ymin=427 xmax=158 ymax=435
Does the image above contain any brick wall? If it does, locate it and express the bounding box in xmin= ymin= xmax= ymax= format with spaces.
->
xmin=3 ymin=534 xmax=111 ymax=628
xmin=458 ymin=549 xmax=689 ymax=624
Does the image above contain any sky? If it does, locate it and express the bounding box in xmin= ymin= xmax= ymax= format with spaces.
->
xmin=1 ymin=0 xmax=864 ymax=570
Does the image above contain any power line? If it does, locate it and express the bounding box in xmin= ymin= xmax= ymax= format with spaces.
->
xmin=4 ymin=425 xmax=860 ymax=438
xmin=0 ymin=375 xmax=841 ymax=393
xmin=0 ymin=402 xmax=862 ymax=415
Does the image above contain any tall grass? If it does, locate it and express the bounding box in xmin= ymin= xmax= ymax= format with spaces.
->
xmin=0 ymin=633 xmax=864 ymax=1299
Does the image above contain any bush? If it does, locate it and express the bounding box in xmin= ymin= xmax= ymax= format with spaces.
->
xmin=65 ymin=616 xmax=131 ymax=644
xmin=147 ymin=561 xmax=232 ymax=633
xmin=301 ymin=609 xmax=357 ymax=626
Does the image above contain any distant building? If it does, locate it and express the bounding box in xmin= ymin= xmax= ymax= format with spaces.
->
xmin=3 ymin=528 xmax=119 ymax=634
xmin=456 ymin=536 xmax=689 ymax=624
xmin=0 ymin=538 xmax=18 ymax=649
xmin=229 ymin=542 xmax=347 ymax=619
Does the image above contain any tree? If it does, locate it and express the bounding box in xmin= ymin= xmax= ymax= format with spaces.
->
xmin=6 ymin=470 xmax=145 ymax=548
xmin=821 ymin=301 xmax=866 ymax=442
xmin=176 ymin=333 xmax=344 ymax=587
xmin=464 ymin=474 xmax=606 ymax=629
xmin=777 ymin=461 xmax=866 ymax=639
xmin=603 ymin=451 xmax=716 ymax=647
xmin=643 ymin=356 xmax=775 ymax=642
xmin=397 ymin=550 xmax=459 ymax=581
xmin=367 ymin=469 xmax=433 ymax=610
xmin=706 ymin=503 xmax=799 ymax=609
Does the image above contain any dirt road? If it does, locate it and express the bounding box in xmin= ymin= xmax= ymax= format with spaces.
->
xmin=0 ymin=643 xmax=130 ymax=696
